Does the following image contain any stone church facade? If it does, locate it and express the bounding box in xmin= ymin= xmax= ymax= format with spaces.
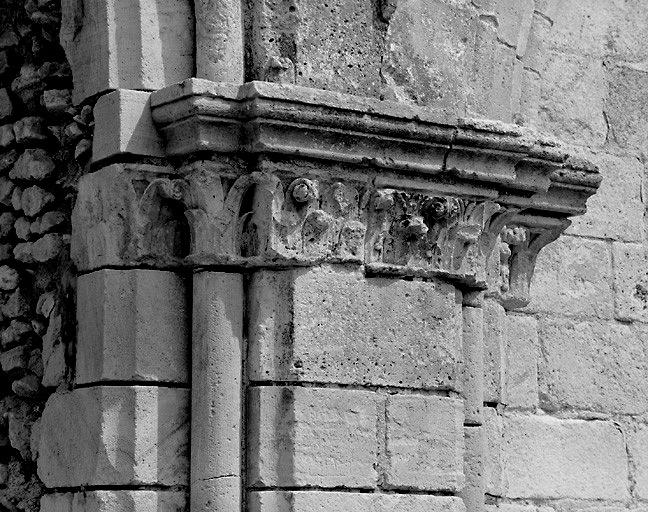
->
xmin=0 ymin=0 xmax=646 ymax=511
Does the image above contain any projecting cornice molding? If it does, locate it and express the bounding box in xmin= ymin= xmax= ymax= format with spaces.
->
xmin=72 ymin=80 xmax=600 ymax=304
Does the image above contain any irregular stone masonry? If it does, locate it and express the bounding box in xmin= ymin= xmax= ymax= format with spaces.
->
xmin=0 ymin=1 xmax=646 ymax=512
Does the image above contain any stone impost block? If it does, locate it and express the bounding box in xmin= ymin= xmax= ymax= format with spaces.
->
xmin=502 ymin=415 xmax=628 ymax=500
xmin=248 ymin=265 xmax=463 ymax=391
xmin=526 ymin=235 xmax=613 ymax=319
xmin=503 ymin=313 xmax=538 ymax=410
xmin=248 ymin=491 xmax=466 ymax=512
xmin=37 ymin=386 xmax=189 ymax=488
xmin=383 ymin=394 xmax=464 ymax=492
xmin=76 ymin=269 xmax=189 ymax=385
xmin=538 ymin=318 xmax=648 ymax=415
xmin=40 ymin=491 xmax=187 ymax=512
xmin=92 ymin=89 xmax=165 ymax=163
xmin=247 ymin=386 xmax=378 ymax=488
xmin=60 ymin=0 xmax=194 ymax=104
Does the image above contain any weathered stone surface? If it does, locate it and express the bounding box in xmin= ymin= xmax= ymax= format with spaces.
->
xmin=92 ymin=89 xmax=164 ymax=162
xmin=37 ymin=386 xmax=189 ymax=487
xmin=567 ymin=152 xmax=644 ymax=242
xmin=32 ymin=234 xmax=64 ymax=262
xmin=461 ymin=425 xmax=484 ymax=512
xmin=628 ymin=423 xmax=648 ymax=499
xmin=503 ymin=313 xmax=538 ymax=410
xmin=502 ymin=415 xmax=628 ymax=499
xmin=483 ymin=407 xmax=504 ymax=497
xmin=537 ymin=51 xmax=607 ymax=148
xmin=10 ymin=149 xmax=56 ymax=181
xmin=21 ymin=186 xmax=54 ymax=217
xmin=483 ymin=298 xmax=505 ymax=403
xmin=76 ymin=270 xmax=189 ymax=385
xmin=612 ymin=242 xmax=648 ymax=322
xmin=538 ymin=317 xmax=648 ymax=415
xmin=13 ymin=117 xmax=48 ymax=145
xmin=40 ymin=490 xmax=186 ymax=512
xmin=248 ymin=491 xmax=466 ymax=512
xmin=526 ymin=235 xmax=613 ymax=319
xmin=384 ymin=394 xmax=464 ymax=492
xmin=60 ymin=0 xmax=194 ymax=104
xmin=249 ymin=0 xmax=383 ymax=97
xmin=249 ymin=265 xmax=462 ymax=390
xmin=248 ymin=386 xmax=378 ymax=488
xmin=605 ymin=62 xmax=648 ymax=154
xmin=381 ymin=0 xmax=475 ymax=117
xmin=463 ymin=305 xmax=484 ymax=424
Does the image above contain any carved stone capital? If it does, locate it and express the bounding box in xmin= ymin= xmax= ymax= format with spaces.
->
xmin=72 ymin=80 xmax=600 ymax=295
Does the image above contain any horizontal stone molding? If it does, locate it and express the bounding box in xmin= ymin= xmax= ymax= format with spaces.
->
xmin=151 ymin=79 xmax=600 ymax=218
xmin=72 ymin=80 xmax=599 ymax=302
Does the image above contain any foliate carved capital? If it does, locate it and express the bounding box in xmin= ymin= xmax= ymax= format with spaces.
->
xmin=72 ymin=163 xmax=531 ymax=287
xmin=365 ymin=190 xmax=515 ymax=283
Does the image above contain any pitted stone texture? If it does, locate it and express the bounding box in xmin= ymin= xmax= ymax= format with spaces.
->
xmin=37 ymin=386 xmax=189 ymax=487
xmin=92 ymin=89 xmax=165 ymax=162
xmin=502 ymin=415 xmax=628 ymax=500
xmin=248 ymin=491 xmax=466 ymax=512
xmin=612 ymin=242 xmax=648 ymax=323
xmin=76 ymin=270 xmax=189 ymax=385
xmin=60 ymin=0 xmax=194 ymax=104
xmin=567 ymin=153 xmax=644 ymax=242
xmin=384 ymin=394 xmax=464 ymax=492
xmin=247 ymin=386 xmax=378 ymax=488
xmin=40 ymin=491 xmax=186 ymax=512
xmin=249 ymin=0 xmax=384 ymax=96
xmin=248 ymin=266 xmax=462 ymax=391
xmin=381 ymin=0 xmax=475 ymax=117
xmin=526 ymin=235 xmax=613 ymax=319
xmin=503 ymin=313 xmax=538 ymax=410
xmin=538 ymin=318 xmax=648 ymax=415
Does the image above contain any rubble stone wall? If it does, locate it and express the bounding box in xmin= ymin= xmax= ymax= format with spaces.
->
xmin=0 ymin=1 xmax=92 ymax=511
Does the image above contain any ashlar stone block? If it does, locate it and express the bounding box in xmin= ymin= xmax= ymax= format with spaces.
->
xmin=92 ymin=89 xmax=165 ymax=163
xmin=567 ymin=153 xmax=644 ymax=242
xmin=40 ymin=491 xmax=186 ymax=512
xmin=502 ymin=415 xmax=628 ymax=500
xmin=37 ymin=386 xmax=189 ymax=488
xmin=60 ymin=0 xmax=194 ymax=104
xmin=628 ymin=423 xmax=648 ymax=499
xmin=525 ymin=235 xmax=613 ymax=320
xmin=76 ymin=269 xmax=189 ymax=385
xmin=248 ymin=491 xmax=466 ymax=512
xmin=383 ymin=394 xmax=464 ymax=492
xmin=248 ymin=265 xmax=463 ymax=391
xmin=538 ymin=318 xmax=648 ymax=415
xmin=503 ymin=313 xmax=538 ymax=410
xmin=247 ymin=386 xmax=378 ymax=488
xmin=612 ymin=242 xmax=648 ymax=322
